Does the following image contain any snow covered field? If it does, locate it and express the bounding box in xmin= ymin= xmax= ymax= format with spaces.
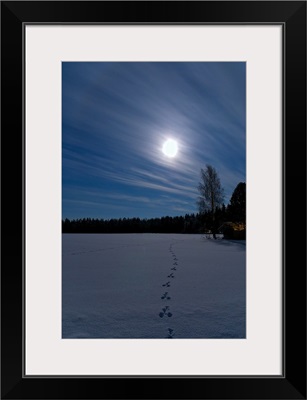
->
xmin=62 ymin=234 xmax=245 ymax=339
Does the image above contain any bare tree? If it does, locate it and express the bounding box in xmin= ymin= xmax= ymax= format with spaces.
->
xmin=197 ymin=165 xmax=224 ymax=238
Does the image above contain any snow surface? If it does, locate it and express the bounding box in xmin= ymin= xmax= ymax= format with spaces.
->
xmin=62 ymin=234 xmax=245 ymax=339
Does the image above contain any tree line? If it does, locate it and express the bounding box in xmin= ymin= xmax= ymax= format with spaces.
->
xmin=63 ymin=165 xmax=245 ymax=235
xmin=197 ymin=164 xmax=245 ymax=238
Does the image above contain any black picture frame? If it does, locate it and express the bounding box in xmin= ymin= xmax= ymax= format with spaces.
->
xmin=1 ymin=1 xmax=306 ymax=399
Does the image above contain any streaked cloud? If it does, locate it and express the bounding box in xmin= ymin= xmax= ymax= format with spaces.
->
xmin=63 ymin=62 xmax=245 ymax=219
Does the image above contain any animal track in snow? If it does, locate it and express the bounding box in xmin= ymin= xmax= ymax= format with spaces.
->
xmin=167 ymin=328 xmax=175 ymax=338
xmin=160 ymin=242 xmax=180 ymax=336
xmin=159 ymin=306 xmax=172 ymax=318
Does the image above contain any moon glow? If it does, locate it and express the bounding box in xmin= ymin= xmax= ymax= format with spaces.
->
xmin=162 ymin=139 xmax=178 ymax=158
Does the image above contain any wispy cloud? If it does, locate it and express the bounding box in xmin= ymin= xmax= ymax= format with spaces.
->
xmin=62 ymin=62 xmax=245 ymax=218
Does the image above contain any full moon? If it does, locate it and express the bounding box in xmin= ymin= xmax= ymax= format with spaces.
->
xmin=162 ymin=139 xmax=178 ymax=158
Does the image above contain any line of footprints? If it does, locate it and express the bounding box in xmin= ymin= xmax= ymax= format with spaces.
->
xmin=159 ymin=243 xmax=178 ymax=338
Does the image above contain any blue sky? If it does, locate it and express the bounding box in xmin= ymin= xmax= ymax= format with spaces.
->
xmin=62 ymin=62 xmax=245 ymax=220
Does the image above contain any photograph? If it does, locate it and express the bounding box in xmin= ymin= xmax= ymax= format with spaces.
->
xmin=62 ymin=62 xmax=246 ymax=339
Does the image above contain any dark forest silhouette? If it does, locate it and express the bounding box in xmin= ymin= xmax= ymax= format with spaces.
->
xmin=63 ymin=182 xmax=246 ymax=236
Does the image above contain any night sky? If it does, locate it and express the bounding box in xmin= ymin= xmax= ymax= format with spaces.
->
xmin=62 ymin=62 xmax=245 ymax=220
